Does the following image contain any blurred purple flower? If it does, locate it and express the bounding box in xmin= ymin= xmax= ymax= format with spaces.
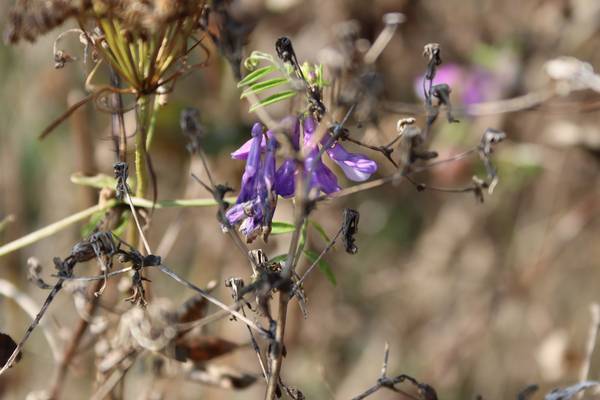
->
xmin=414 ymin=63 xmax=495 ymax=105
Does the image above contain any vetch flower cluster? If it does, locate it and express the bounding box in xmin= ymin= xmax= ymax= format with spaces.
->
xmin=226 ymin=116 xmax=378 ymax=241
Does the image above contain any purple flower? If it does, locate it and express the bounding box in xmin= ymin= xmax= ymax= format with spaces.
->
xmin=231 ymin=117 xmax=299 ymax=160
xmin=275 ymin=116 xmax=377 ymax=197
xmin=225 ymin=123 xmax=278 ymax=242
xmin=227 ymin=117 xmax=378 ymax=240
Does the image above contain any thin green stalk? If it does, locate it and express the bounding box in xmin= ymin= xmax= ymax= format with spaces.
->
xmin=134 ymin=95 xmax=151 ymax=199
xmin=0 ymin=201 xmax=114 ymax=258
xmin=99 ymin=19 xmax=137 ymax=87
xmin=145 ymin=95 xmax=161 ymax=150
xmin=0 ymin=196 xmax=235 ymax=259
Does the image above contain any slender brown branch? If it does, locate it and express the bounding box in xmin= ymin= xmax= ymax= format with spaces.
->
xmin=48 ymin=279 xmax=103 ymax=400
xmin=155 ymin=264 xmax=270 ymax=337
xmin=295 ymin=227 xmax=343 ymax=289
xmin=265 ymin=291 xmax=290 ymax=400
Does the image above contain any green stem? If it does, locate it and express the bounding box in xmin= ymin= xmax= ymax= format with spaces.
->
xmin=0 ymin=196 xmax=236 ymax=259
xmin=145 ymin=96 xmax=161 ymax=150
xmin=134 ymin=95 xmax=150 ymax=199
xmin=0 ymin=201 xmax=114 ymax=258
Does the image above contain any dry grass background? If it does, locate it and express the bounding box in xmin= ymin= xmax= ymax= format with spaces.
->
xmin=0 ymin=0 xmax=599 ymax=399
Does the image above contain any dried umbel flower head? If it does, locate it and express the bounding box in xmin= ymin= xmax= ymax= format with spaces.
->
xmin=6 ymin=0 xmax=205 ymax=43
xmin=6 ymin=0 xmax=208 ymax=94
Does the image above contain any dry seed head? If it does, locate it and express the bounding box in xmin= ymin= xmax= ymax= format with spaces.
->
xmin=6 ymin=0 xmax=205 ymax=43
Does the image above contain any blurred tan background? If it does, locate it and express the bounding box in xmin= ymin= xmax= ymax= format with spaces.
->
xmin=1 ymin=0 xmax=600 ymax=399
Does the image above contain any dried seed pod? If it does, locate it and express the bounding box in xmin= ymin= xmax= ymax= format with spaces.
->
xmin=342 ymin=208 xmax=360 ymax=254
xmin=0 ymin=333 xmax=21 ymax=367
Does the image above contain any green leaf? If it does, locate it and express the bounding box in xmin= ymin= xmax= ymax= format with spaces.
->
xmin=310 ymin=220 xmax=331 ymax=243
xmin=243 ymin=51 xmax=276 ymax=71
xmin=303 ymin=249 xmax=336 ymax=286
xmin=71 ymin=173 xmax=117 ymax=190
xmin=111 ymin=212 xmax=129 ymax=237
xmin=249 ymin=90 xmax=297 ymax=112
xmin=80 ymin=210 xmax=106 ymax=237
xmin=270 ymin=221 xmax=296 ymax=235
xmin=80 ymin=210 xmax=129 ymax=238
xmin=237 ymin=65 xmax=277 ymax=88
xmin=296 ymin=218 xmax=309 ymax=257
xmin=247 ymin=51 xmax=275 ymax=63
xmin=240 ymin=77 xmax=290 ymax=98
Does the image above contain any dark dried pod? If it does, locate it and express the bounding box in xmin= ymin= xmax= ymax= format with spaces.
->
xmin=342 ymin=208 xmax=360 ymax=254
xmin=113 ymin=161 xmax=130 ymax=200
xmin=0 ymin=333 xmax=22 ymax=367
xmin=418 ymin=383 xmax=439 ymax=400
xmin=471 ymin=176 xmax=488 ymax=203
xmin=180 ymin=107 xmax=203 ymax=154
xmin=275 ymin=36 xmax=295 ymax=64
xmin=423 ymin=43 xmax=442 ymax=79
xmin=480 ymin=128 xmax=506 ymax=155
xmin=430 ymin=83 xmax=459 ymax=123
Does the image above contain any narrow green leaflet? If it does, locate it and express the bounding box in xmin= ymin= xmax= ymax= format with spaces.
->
xmin=303 ymin=249 xmax=337 ymax=286
xmin=270 ymin=221 xmax=296 ymax=235
xmin=240 ymin=77 xmax=290 ymax=98
xmin=81 ymin=210 xmax=106 ymax=237
xmin=249 ymin=90 xmax=297 ymax=112
xmin=111 ymin=212 xmax=129 ymax=237
xmin=71 ymin=172 xmax=117 ymax=189
xmin=310 ymin=220 xmax=331 ymax=243
xmin=298 ymin=219 xmax=308 ymax=253
xmin=237 ymin=65 xmax=277 ymax=88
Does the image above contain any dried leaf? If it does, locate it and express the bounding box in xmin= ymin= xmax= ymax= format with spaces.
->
xmin=27 ymin=257 xmax=52 ymax=289
xmin=178 ymin=295 xmax=209 ymax=324
xmin=186 ymin=364 xmax=257 ymax=389
xmin=175 ymin=336 xmax=239 ymax=362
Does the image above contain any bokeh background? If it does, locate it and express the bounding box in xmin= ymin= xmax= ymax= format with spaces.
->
xmin=1 ymin=0 xmax=600 ymax=399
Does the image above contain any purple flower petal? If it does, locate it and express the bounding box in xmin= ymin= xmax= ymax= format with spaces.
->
xmin=303 ymin=116 xmax=318 ymax=150
xmin=236 ymin=123 xmax=263 ymax=203
xmin=305 ymin=148 xmax=340 ymax=194
xmin=274 ymin=158 xmax=297 ymax=198
xmin=239 ymin=201 xmax=263 ymax=242
xmin=231 ymin=136 xmax=265 ymax=160
xmin=326 ymin=142 xmax=378 ymax=182
xmin=310 ymin=159 xmax=340 ymax=194
xmin=280 ymin=116 xmax=300 ymax=151
xmin=231 ymin=123 xmax=267 ymax=160
xmin=225 ymin=203 xmax=247 ymax=226
xmin=263 ymin=137 xmax=277 ymax=192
